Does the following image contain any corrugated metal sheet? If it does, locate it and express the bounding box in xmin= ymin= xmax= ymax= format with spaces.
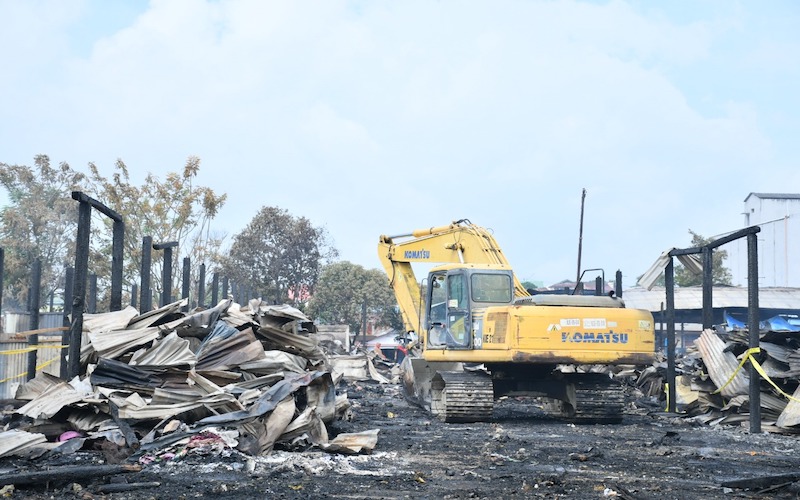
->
xmin=777 ymin=385 xmax=800 ymax=428
xmin=695 ymin=329 xmax=749 ymax=399
xmin=3 ymin=312 xmax=64 ymax=334
xmin=624 ymin=286 xmax=800 ymax=312
xmin=0 ymin=339 xmax=63 ymax=399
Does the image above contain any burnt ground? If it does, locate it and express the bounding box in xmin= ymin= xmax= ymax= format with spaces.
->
xmin=3 ymin=381 xmax=800 ymax=499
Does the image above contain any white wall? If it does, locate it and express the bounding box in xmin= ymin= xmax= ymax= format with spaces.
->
xmin=727 ymin=195 xmax=800 ymax=287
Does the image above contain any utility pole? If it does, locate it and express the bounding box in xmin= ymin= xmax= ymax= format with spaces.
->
xmin=575 ymin=188 xmax=587 ymax=290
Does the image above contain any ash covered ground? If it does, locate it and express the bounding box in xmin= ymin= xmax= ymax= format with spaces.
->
xmin=3 ymin=381 xmax=800 ymax=500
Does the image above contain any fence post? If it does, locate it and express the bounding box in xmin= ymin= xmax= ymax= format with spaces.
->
xmin=182 ymin=257 xmax=191 ymax=311
xmin=88 ymin=273 xmax=98 ymax=314
xmin=110 ymin=219 xmax=125 ymax=311
xmin=153 ymin=241 xmax=178 ymax=307
xmin=61 ymin=267 xmax=73 ymax=379
xmin=68 ymin=199 xmax=92 ymax=379
xmin=198 ymin=263 xmax=206 ymax=308
xmin=140 ymin=236 xmax=152 ymax=312
xmin=27 ymin=258 xmax=42 ymax=380
xmin=211 ymin=272 xmax=219 ymax=305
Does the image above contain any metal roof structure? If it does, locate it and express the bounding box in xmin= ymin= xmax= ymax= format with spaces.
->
xmin=623 ymin=286 xmax=800 ymax=325
xmin=744 ymin=192 xmax=800 ymax=202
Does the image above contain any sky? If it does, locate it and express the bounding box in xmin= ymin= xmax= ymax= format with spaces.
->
xmin=1 ymin=0 xmax=798 ymax=288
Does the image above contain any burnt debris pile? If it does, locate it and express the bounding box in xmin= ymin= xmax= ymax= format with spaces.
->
xmin=1 ymin=298 xmax=380 ymax=463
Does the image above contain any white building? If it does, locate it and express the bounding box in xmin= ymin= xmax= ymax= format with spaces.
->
xmin=727 ymin=193 xmax=800 ymax=287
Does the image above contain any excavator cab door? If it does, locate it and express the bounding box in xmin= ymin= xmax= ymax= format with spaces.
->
xmin=426 ymin=271 xmax=472 ymax=349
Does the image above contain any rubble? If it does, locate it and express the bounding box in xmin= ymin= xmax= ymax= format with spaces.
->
xmin=1 ymin=298 xmax=382 ymax=469
xmin=637 ymin=314 xmax=800 ymax=432
xmin=6 ymin=304 xmax=800 ymax=497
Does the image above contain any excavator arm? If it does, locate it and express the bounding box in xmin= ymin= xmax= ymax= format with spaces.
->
xmin=378 ymin=219 xmax=530 ymax=334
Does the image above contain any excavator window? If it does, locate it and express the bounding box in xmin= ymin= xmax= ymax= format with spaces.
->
xmin=470 ymin=273 xmax=513 ymax=303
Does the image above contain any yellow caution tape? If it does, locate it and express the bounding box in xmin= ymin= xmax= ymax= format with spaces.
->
xmin=0 ymin=356 xmax=61 ymax=384
xmin=713 ymin=347 xmax=800 ymax=404
xmin=0 ymin=345 xmax=68 ymax=355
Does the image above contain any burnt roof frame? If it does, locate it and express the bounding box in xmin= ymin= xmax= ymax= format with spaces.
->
xmin=664 ymin=225 xmax=761 ymax=432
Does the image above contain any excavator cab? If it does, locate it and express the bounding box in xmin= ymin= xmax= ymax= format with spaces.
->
xmin=425 ymin=265 xmax=515 ymax=350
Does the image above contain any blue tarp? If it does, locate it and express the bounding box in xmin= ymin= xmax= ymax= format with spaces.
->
xmin=723 ymin=310 xmax=800 ymax=332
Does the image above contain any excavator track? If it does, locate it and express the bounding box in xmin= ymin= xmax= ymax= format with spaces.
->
xmin=562 ymin=375 xmax=625 ymax=424
xmin=430 ymin=371 xmax=494 ymax=423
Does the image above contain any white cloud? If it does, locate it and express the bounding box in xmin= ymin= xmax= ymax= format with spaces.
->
xmin=0 ymin=0 xmax=794 ymax=286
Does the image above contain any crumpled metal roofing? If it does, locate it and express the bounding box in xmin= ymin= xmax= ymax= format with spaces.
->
xmin=695 ymin=329 xmax=749 ymax=399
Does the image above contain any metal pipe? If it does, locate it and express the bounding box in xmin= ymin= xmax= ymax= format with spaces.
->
xmin=575 ymin=188 xmax=586 ymax=287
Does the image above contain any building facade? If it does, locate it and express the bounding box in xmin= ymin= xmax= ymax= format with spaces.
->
xmin=728 ymin=193 xmax=800 ymax=287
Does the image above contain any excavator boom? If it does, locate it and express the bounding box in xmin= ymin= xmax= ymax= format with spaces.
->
xmin=378 ymin=219 xmax=529 ymax=334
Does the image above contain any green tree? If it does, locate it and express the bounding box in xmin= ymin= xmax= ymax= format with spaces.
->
xmin=306 ymin=261 xmax=402 ymax=336
xmin=86 ymin=157 xmax=227 ymax=308
xmin=674 ymin=230 xmax=732 ymax=286
xmin=0 ymin=156 xmax=86 ymax=309
xmin=223 ymin=206 xmax=337 ymax=305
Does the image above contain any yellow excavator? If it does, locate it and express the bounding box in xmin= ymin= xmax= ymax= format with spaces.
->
xmin=378 ymin=219 xmax=655 ymax=423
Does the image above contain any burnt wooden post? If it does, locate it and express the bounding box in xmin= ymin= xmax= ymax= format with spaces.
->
xmin=665 ymin=259 xmax=676 ymax=413
xmin=747 ymin=232 xmax=761 ymax=433
xmin=182 ymin=257 xmax=190 ymax=311
xmin=60 ymin=267 xmax=73 ymax=379
xmin=88 ymin=274 xmax=98 ymax=314
xmin=665 ymin=226 xmax=761 ymax=418
xmin=27 ymin=258 xmax=42 ymax=380
xmin=68 ymin=192 xmax=124 ymax=379
xmin=211 ymin=272 xmax=219 ymax=305
xmin=153 ymin=241 xmax=178 ymax=306
xmin=69 ymin=197 xmax=92 ymax=379
xmin=130 ymin=283 xmax=138 ymax=308
xmin=702 ymin=246 xmax=713 ymax=329
xmin=140 ymin=236 xmax=152 ymax=311
xmin=198 ymin=263 xmax=206 ymax=308
xmin=222 ymin=276 xmax=229 ymax=299
xmin=110 ymin=218 xmax=124 ymax=311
